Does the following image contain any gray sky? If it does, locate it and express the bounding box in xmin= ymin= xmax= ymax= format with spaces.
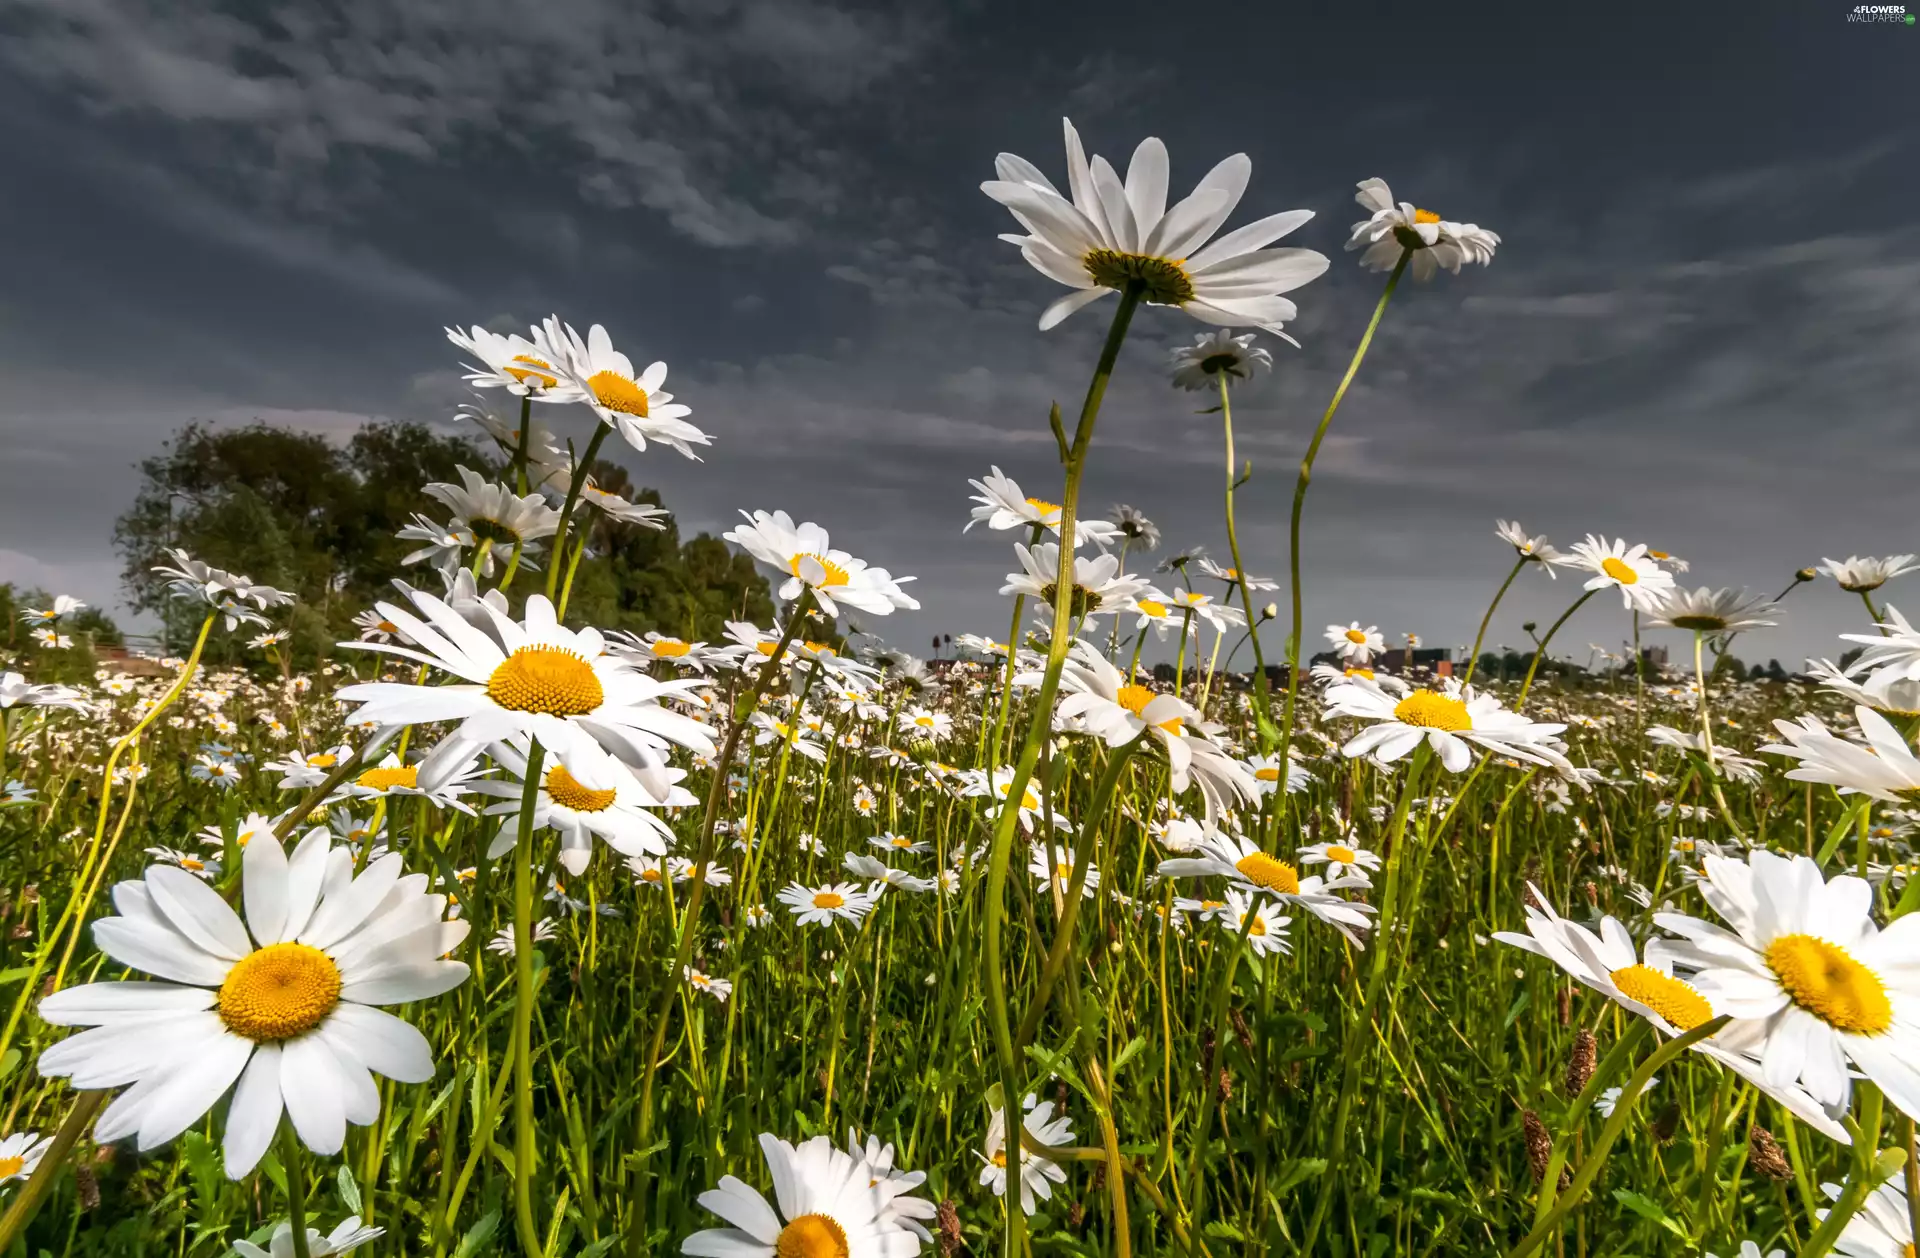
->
xmin=1 ymin=0 xmax=1914 ymax=668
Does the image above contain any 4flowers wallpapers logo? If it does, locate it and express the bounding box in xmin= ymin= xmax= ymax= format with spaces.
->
xmin=0 ymin=116 xmax=1913 ymax=1258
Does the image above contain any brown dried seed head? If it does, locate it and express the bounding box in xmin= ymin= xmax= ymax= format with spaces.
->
xmin=936 ymin=1199 xmax=962 ymax=1257
xmin=1522 ymin=1110 xmax=1557 ymax=1186
xmin=1229 ymin=1007 xmax=1254 ymax=1054
xmin=1564 ymin=1029 xmax=1597 ymax=1098
xmin=1556 ymin=984 xmax=1572 ymax=1027
xmin=1748 ymin=1125 xmax=1792 ymax=1181
xmin=1650 ymin=1102 xmax=1683 ymax=1145
xmin=74 ymin=1162 xmax=99 ymax=1212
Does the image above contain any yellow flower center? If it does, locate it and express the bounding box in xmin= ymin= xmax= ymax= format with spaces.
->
xmin=546 ymin=764 xmax=618 ymax=813
xmin=1254 ymin=767 xmax=1281 ymax=782
xmin=0 ymin=1155 xmax=24 ymax=1180
xmin=774 ymin=1213 xmax=850 ymax=1258
xmin=1648 ymin=550 xmax=1671 ymax=560
xmin=755 ymin=642 xmax=780 ymax=656
xmin=813 ymin=892 xmax=845 ymax=910
xmin=307 ymin=753 xmax=338 ymax=768
xmin=586 ymin=369 xmax=649 ymax=416
xmin=650 ymin=639 xmax=692 ymax=658
xmin=1345 ymin=629 xmax=1368 ymax=645
xmin=1116 ymin=684 xmax=1155 ymax=717
xmin=1137 ymin=599 xmax=1167 ymax=618
xmin=1024 ymin=496 xmax=1061 ymax=517
xmin=356 ymin=765 xmax=418 ymax=791
xmin=181 ymin=857 xmax=205 ymax=871
xmin=1413 ymin=208 xmax=1441 ymax=224
xmin=1325 ymin=845 xmax=1357 ymax=864
xmin=789 ymin=554 xmax=850 ymax=587
xmin=640 ymin=868 xmax=662 ymax=882
xmin=1248 ymin=914 xmax=1268 ymax=937
xmin=1600 ymin=557 xmax=1639 ymax=585
xmin=217 ymin=943 xmax=342 ymax=1042
xmin=1083 ymin=249 xmax=1195 ymax=305
xmin=890 ymin=836 xmax=912 ymax=847
xmin=1765 ymin=934 xmax=1892 ymax=1035
xmin=914 ymin=715 xmax=935 ymax=727
xmin=1234 ymin=853 xmax=1301 ymax=895
xmin=505 ymin=355 xmax=558 ymax=389
xmin=377 ymin=620 xmax=398 ymax=633
xmin=1347 ymin=667 xmax=1375 ymax=680
xmin=1392 ymin=691 xmax=1472 ymax=732
xmin=487 ymin=646 xmax=605 ymax=716
xmin=1609 ymin=965 xmax=1713 ymax=1031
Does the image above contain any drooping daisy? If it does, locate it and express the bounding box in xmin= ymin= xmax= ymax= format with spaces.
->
xmin=725 ymin=510 xmax=919 ymax=617
xmin=1759 ymin=706 xmax=1920 ymax=801
xmin=869 ymin=832 xmax=928 ymax=857
xmin=1325 ymin=679 xmax=1571 ymax=774
xmin=535 ymin=318 xmax=711 ymax=459
xmin=1197 ymin=556 xmax=1278 ymax=591
xmin=423 ymin=466 xmax=561 ymax=555
xmin=232 ymin=1215 xmax=384 ymax=1258
xmin=1003 ymin=543 xmax=1148 ymax=622
xmin=843 ymin=852 xmax=934 ymax=895
xmin=578 ymin=481 xmax=671 ymax=531
xmin=152 ymin=549 xmax=292 ymax=629
xmin=1494 ymin=521 xmax=1568 ymax=574
xmin=684 ymin=968 xmax=733 ymax=1003
xmin=336 ymin=587 xmax=714 ymax=792
xmin=963 ymin=466 xmax=1120 ymax=547
xmin=683 ymin=1132 xmax=924 ymax=1258
xmin=1169 ymin=330 xmax=1277 ymax=391
xmin=610 ymin=631 xmax=718 ymax=674
xmin=984 ymin=117 xmax=1328 ymax=331
xmin=270 ymin=745 xmax=356 ymax=791
xmin=1162 ymin=588 xmax=1243 ymax=634
xmin=1326 ymin=622 xmax=1384 ymax=663
xmin=486 ymin=919 xmax=557 ymax=956
xmin=394 ymin=514 xmax=477 ymax=575
xmin=978 ymin=1093 xmax=1075 ymax=1215
xmin=0 ymin=1131 xmax=54 ymax=1184
xmin=335 ymin=752 xmax=484 ymax=814
xmin=472 ymin=739 xmax=691 ymax=875
xmin=1568 ymin=536 xmax=1679 ymax=613
xmin=777 ymin=881 xmax=877 ymax=928
xmin=1656 ymin=850 xmax=1920 ymax=1122
xmin=37 ymin=830 xmax=469 ymax=1177
xmin=1157 ymin=831 xmax=1376 ymax=945
xmin=445 ymin=325 xmax=570 ymax=399
xmin=1644 ymin=587 xmax=1781 ymax=634
xmin=1298 ymin=840 xmax=1381 ymax=879
xmin=1346 ymin=178 xmax=1500 ymax=281
xmin=1819 ymin=555 xmax=1919 ymax=594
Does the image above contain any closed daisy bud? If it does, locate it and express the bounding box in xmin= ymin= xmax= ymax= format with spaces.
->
xmin=1565 ymin=1030 xmax=1597 ymax=1098
xmin=1795 ymin=567 xmax=1818 ymax=583
xmin=1748 ymin=1125 xmax=1792 ymax=1181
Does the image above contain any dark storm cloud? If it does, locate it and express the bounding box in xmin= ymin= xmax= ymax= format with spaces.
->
xmin=0 ymin=0 xmax=1913 ymax=673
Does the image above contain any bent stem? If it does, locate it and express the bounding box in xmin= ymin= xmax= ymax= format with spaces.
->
xmin=1277 ymin=253 xmax=1408 ymax=801
xmin=1463 ymin=556 xmax=1528 ymax=685
xmin=983 ymin=283 xmax=1141 ymax=1258
xmin=625 ymin=590 xmax=813 ymax=1256
xmin=510 ymin=740 xmax=547 ymax=1258
xmin=1504 ymin=1016 xmax=1731 ymax=1258
xmin=1516 ymin=588 xmax=1597 ymax=705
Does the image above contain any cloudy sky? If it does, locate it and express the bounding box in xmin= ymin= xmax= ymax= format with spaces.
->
xmin=1 ymin=0 xmax=1914 ymax=668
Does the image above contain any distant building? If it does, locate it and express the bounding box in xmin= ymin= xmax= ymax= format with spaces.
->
xmin=1375 ymin=647 xmax=1453 ymax=674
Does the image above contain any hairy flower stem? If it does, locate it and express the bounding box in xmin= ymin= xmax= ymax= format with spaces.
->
xmin=983 ymin=282 xmax=1141 ymax=1258
xmin=509 ymin=740 xmax=547 ymax=1258
xmin=1516 ymin=588 xmax=1597 ymax=704
xmin=1504 ymin=1017 xmax=1732 ymax=1258
xmin=1463 ymin=556 xmax=1529 ymax=685
xmin=1277 ymin=253 xmax=1408 ymax=807
xmin=0 ymin=1089 xmax=103 ymax=1252
xmin=625 ymin=591 xmax=812 ymax=1257
xmin=1217 ymin=375 xmax=1276 ymax=750
xmin=0 ymin=612 xmax=215 ymax=1063
xmin=1299 ymin=741 xmax=1430 ymax=1254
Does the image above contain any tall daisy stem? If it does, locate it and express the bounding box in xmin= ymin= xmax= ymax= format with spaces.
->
xmin=1794 ymin=1084 xmax=1884 ymax=1258
xmin=545 ymin=425 xmax=611 ymax=603
xmin=281 ymin=1122 xmax=315 ymax=1258
xmin=1692 ymin=630 xmax=1747 ymax=838
xmin=1277 ymin=253 xmax=1408 ymax=804
xmin=983 ymin=282 xmax=1141 ymax=1258
xmin=1516 ymin=589 xmax=1596 ymax=705
xmin=1463 ymin=556 xmax=1528 ymax=685
xmin=509 ymin=740 xmax=547 ymax=1258
xmin=1216 ymin=375 xmax=1276 ymax=749
xmin=625 ymin=591 xmax=813 ymax=1257
xmin=0 ymin=1089 xmax=103 ymax=1253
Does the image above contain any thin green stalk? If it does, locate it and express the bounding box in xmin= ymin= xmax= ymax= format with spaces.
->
xmin=545 ymin=424 xmax=612 ymax=602
xmin=510 ymin=740 xmax=547 ymax=1258
xmin=1463 ymin=556 xmax=1528 ymax=685
xmin=1797 ymin=1085 xmax=1885 ymax=1258
xmin=282 ymin=1122 xmax=315 ymax=1258
xmin=1516 ymin=588 xmax=1597 ymax=704
xmin=1216 ymin=373 xmax=1277 ymax=750
xmin=1277 ymin=252 xmax=1408 ymax=798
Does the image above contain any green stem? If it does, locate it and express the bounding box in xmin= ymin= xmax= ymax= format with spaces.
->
xmin=545 ymin=425 xmax=611 ymax=602
xmin=511 ymin=740 xmax=547 ymax=1258
xmin=1797 ymin=1085 xmax=1885 ymax=1258
xmin=282 ymin=1122 xmax=315 ymax=1258
xmin=1217 ymin=374 xmax=1276 ymax=750
xmin=0 ymin=1090 xmax=103 ymax=1252
xmin=1277 ymin=252 xmax=1408 ymax=802
xmin=1463 ymin=556 xmax=1528 ymax=685
xmin=1516 ymin=589 xmax=1597 ymax=704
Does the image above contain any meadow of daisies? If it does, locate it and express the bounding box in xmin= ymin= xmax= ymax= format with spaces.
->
xmin=2 ymin=117 xmax=1919 ymax=1258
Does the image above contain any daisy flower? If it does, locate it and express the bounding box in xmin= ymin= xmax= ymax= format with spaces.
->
xmin=1568 ymin=536 xmax=1679 ymax=612
xmin=191 ymin=755 xmax=244 ymax=789
xmin=1806 ymin=658 xmax=1920 ymax=720
xmin=145 ymin=848 xmax=218 ymax=881
xmin=1298 ymin=841 xmax=1381 ymax=879
xmin=1324 ymin=679 xmax=1571 ymax=774
xmin=1819 ymin=555 xmax=1919 ymax=594
xmin=869 ymin=832 xmax=927 ymax=857
xmin=0 ymin=1130 xmax=53 ymax=1185
xmin=472 ymin=740 xmax=692 ymax=876
xmin=1821 ymin=1176 xmax=1913 ymax=1258
xmin=233 ymin=1215 xmax=383 ymax=1258
xmin=725 ymin=510 xmax=919 ymax=617
xmin=978 ymin=1093 xmax=1074 ymax=1215
xmin=336 ymin=752 xmax=484 ymax=814
xmin=1838 ymin=606 xmax=1920 ymax=683
xmin=0 ymin=672 xmax=88 ymax=713
xmin=1162 ymin=588 xmax=1243 ymax=634
xmin=901 ymin=707 xmax=951 ymax=742
xmin=1220 ymin=888 xmax=1291 ymax=956
xmin=1169 ymin=330 xmax=1277 ymax=391
xmin=1197 ymin=556 xmax=1277 ymax=591
xmin=1644 ymin=587 xmax=1781 ymax=634
xmin=1111 ymin=504 xmax=1160 ymax=551
xmin=1656 ymin=850 xmax=1920 ymax=1123
xmin=1029 ymin=846 xmax=1100 ymax=900
xmin=37 ymin=830 xmax=469 ymax=1177
xmin=844 ymin=1130 xmax=938 ymax=1241
xmin=31 ymin=629 xmax=71 ymax=649
xmin=960 ymin=767 xmax=1070 ymax=833
xmin=777 ymin=881 xmax=877 ymax=928
xmin=578 ymin=481 xmax=671 ymax=531
xmin=843 ymin=852 xmax=934 ymax=895
xmin=486 ymin=919 xmax=557 ymax=956
xmin=536 ymin=318 xmax=710 ymax=458
xmin=395 ymin=515 xmax=477 ymax=575
xmin=336 ymin=587 xmax=714 ymax=792
xmin=983 ymin=118 xmax=1328 ymax=332
xmin=683 ymin=1132 xmax=926 ymax=1258
xmin=1244 ymin=752 xmax=1313 ymax=796
xmin=1326 ymin=622 xmax=1384 ymax=663
xmin=1002 ymin=543 xmax=1148 ymax=622
xmin=1759 ymin=706 xmax=1920 ymax=801
xmin=423 ymin=467 xmax=561 ymax=554
xmin=271 ymin=745 xmax=356 ymax=790
xmin=19 ymin=594 xmax=85 ymax=624
xmin=964 ymin=467 xmax=1120 ymax=547
xmin=612 ymin=631 xmax=717 ymax=673
xmin=1494 ymin=520 xmax=1568 ymax=574
xmin=445 ymin=324 xmax=569 ymax=398
xmin=1345 ymin=177 xmax=1500 ymax=281
xmin=684 ymin=968 xmax=732 ymax=1003
xmin=152 ymin=549 xmax=292 ymax=629
xmin=1158 ymin=831 xmax=1376 ymax=945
